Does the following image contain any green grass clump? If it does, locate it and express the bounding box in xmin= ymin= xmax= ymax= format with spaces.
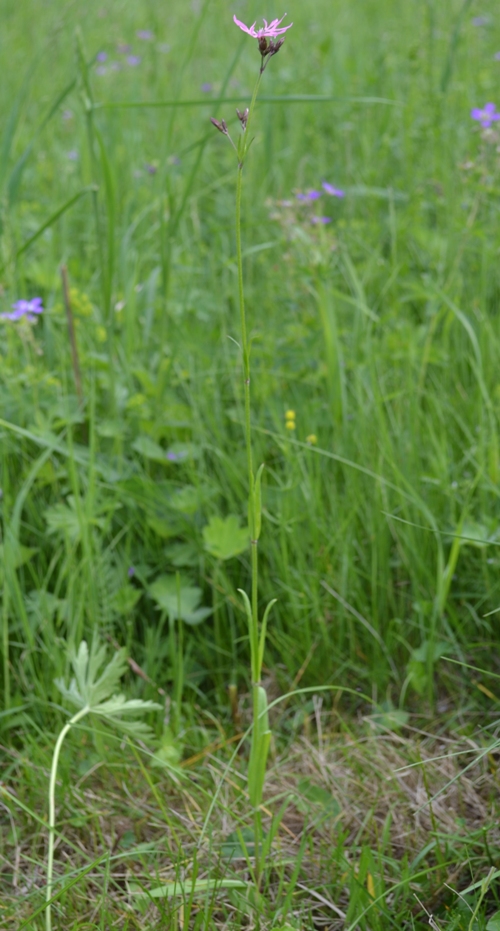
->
xmin=1 ymin=0 xmax=500 ymax=927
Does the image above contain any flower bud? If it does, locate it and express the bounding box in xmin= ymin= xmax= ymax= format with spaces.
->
xmin=236 ymin=107 xmax=249 ymax=130
xmin=210 ymin=117 xmax=228 ymax=135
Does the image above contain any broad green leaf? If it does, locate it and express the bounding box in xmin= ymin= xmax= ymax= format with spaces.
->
xmin=408 ymin=641 xmax=449 ymax=694
xmin=411 ymin=640 xmax=449 ymax=664
xmin=370 ymin=701 xmax=409 ymax=732
xmin=295 ymin=778 xmax=341 ymax=820
xmin=146 ymin=514 xmax=184 ymax=539
xmin=152 ymin=725 xmax=182 ymax=769
xmin=169 ymin=485 xmax=207 ymax=514
xmin=220 ymin=827 xmax=265 ymax=860
xmin=164 ymin=541 xmax=199 ymax=567
xmin=149 ymin=574 xmax=212 ymax=625
xmin=202 ymin=514 xmax=248 ymax=560
xmin=112 ymin=584 xmax=141 ymax=615
xmin=132 ymin=435 xmax=169 ymax=463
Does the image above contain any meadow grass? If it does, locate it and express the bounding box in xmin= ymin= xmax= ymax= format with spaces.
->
xmin=1 ymin=0 xmax=500 ymax=927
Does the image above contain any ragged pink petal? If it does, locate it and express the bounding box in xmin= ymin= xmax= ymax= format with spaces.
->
xmin=233 ymin=13 xmax=293 ymax=39
xmin=233 ymin=15 xmax=258 ymax=37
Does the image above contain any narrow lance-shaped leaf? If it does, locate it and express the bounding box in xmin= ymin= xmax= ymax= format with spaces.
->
xmin=247 ymin=686 xmax=271 ymax=809
xmin=238 ymin=588 xmax=258 ymax=683
xmin=257 ymin=598 xmax=277 ymax=681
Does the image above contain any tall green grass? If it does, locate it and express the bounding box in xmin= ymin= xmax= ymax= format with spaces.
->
xmin=2 ymin=2 xmax=500 ymax=926
xmin=2 ymin=0 xmax=500 ymax=711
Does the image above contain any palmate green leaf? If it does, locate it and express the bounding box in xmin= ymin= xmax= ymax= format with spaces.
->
xmin=202 ymin=514 xmax=249 ymax=560
xmin=54 ymin=640 xmax=161 ymax=737
xmin=149 ymin=574 xmax=212 ymax=625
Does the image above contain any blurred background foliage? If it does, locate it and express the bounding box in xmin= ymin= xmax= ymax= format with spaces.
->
xmin=1 ymin=0 xmax=500 ymax=720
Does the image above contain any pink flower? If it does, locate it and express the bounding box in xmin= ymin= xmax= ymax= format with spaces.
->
xmin=233 ymin=14 xmax=293 ymax=38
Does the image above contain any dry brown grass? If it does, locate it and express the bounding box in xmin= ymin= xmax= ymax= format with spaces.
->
xmin=1 ymin=712 xmax=499 ymax=929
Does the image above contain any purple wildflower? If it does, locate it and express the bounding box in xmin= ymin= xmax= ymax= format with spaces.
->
xmin=67 ymin=150 xmax=79 ymax=161
xmin=144 ymin=163 xmax=157 ymax=174
xmin=201 ymin=82 xmax=213 ymax=92
xmin=471 ymin=102 xmax=500 ymax=127
xmin=127 ymin=566 xmax=136 ymax=578
xmin=1 ymin=297 xmax=44 ymax=323
xmin=137 ymin=29 xmax=154 ymax=40
xmin=472 ymin=16 xmax=488 ymax=26
xmin=127 ymin=55 xmax=142 ymax=66
xmin=495 ymin=52 xmax=500 ymax=61
xmin=96 ymin=51 xmax=107 ymax=62
xmin=233 ymin=14 xmax=293 ymax=38
xmin=62 ymin=109 xmax=73 ymax=121
xmin=322 ymin=181 xmax=345 ymax=197
xmin=166 ymin=447 xmax=190 ymax=462
xmin=117 ymin=43 xmax=132 ymax=53
xmin=296 ymin=190 xmax=322 ymax=201
xmin=311 ymin=216 xmax=332 ymax=225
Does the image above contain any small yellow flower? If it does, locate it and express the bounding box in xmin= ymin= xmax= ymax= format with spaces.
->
xmin=306 ymin=434 xmax=317 ymax=445
xmin=285 ymin=420 xmax=296 ymax=430
xmin=285 ymin=409 xmax=296 ymax=420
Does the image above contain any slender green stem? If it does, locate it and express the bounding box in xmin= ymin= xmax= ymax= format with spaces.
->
xmin=235 ymin=71 xmax=275 ymax=893
xmin=236 ymin=166 xmax=258 ymax=653
xmin=46 ymin=705 xmax=89 ymax=931
xmin=241 ymin=72 xmax=264 ymax=164
xmin=235 ymin=70 xmax=263 ymax=687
